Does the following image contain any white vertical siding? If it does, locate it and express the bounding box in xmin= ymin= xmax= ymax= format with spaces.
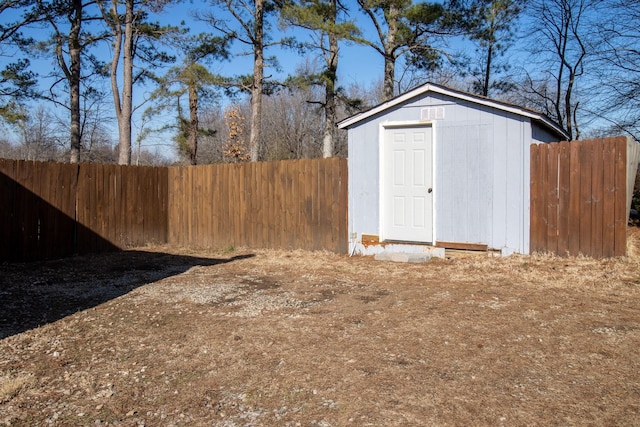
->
xmin=438 ymin=104 xmax=530 ymax=254
xmin=347 ymin=125 xmax=380 ymax=246
xmin=503 ymin=116 xmax=528 ymax=253
xmin=435 ymin=124 xmax=494 ymax=245
xmin=491 ymin=114 xmax=508 ymax=248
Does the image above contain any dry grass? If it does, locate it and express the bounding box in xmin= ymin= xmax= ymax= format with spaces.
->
xmin=1 ymin=230 xmax=640 ymax=426
xmin=0 ymin=374 xmax=34 ymax=404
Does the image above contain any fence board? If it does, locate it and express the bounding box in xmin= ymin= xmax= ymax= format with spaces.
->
xmin=236 ymin=165 xmax=244 ymax=245
xmin=38 ymin=163 xmax=50 ymax=258
xmin=18 ymin=161 xmax=34 ymax=258
xmin=226 ymin=164 xmax=235 ymax=246
xmin=304 ymin=160 xmax=313 ymax=250
xmin=568 ymin=142 xmax=581 ymax=254
xmin=279 ymin=161 xmax=289 ymax=249
xmin=614 ymin=137 xmax=628 ymax=256
xmin=249 ymin=162 xmax=258 ymax=248
xmin=578 ymin=140 xmax=593 ymax=254
xmin=14 ymin=161 xmax=28 ymax=259
xmin=539 ymin=143 xmax=549 ymax=251
xmin=267 ymin=162 xmax=276 ymax=248
xmin=602 ymin=140 xmax=617 ymax=257
xmin=213 ymin=164 xmax=223 ymax=246
xmin=185 ymin=166 xmax=194 ymax=244
xmin=591 ymin=140 xmax=604 ymax=258
xmin=282 ymin=161 xmax=291 ymax=248
xmin=167 ymin=167 xmax=177 ymax=244
xmin=0 ymin=160 xmax=12 ymax=260
xmin=0 ymin=160 xmax=15 ymax=260
xmin=556 ymin=142 xmax=570 ymax=255
xmin=529 ymin=145 xmax=542 ymax=253
xmin=272 ymin=161 xmax=282 ymax=249
xmin=545 ymin=142 xmax=559 ymax=254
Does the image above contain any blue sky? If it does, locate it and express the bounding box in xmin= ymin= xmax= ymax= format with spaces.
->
xmin=159 ymin=0 xmax=388 ymax=89
xmin=0 ymin=0 xmax=394 ymax=157
xmin=3 ymin=0 xmax=633 ymax=158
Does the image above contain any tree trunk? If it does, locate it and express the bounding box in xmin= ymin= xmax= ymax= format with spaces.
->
xmin=323 ymin=0 xmax=338 ymax=158
xmin=565 ymin=67 xmax=576 ymax=139
xmin=249 ymin=0 xmax=265 ymax=162
xmin=382 ymin=2 xmax=399 ymax=101
xmin=188 ymin=84 xmax=198 ymax=165
xmin=106 ymin=0 xmax=122 ymax=141
xmin=554 ymin=4 xmax=569 ymax=136
xmin=117 ymin=0 xmax=134 ymax=165
xmin=383 ymin=55 xmax=395 ymax=101
xmin=68 ymin=0 xmax=82 ymax=163
xmin=483 ymin=41 xmax=493 ymax=97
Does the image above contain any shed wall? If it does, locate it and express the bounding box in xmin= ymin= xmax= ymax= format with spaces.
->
xmin=532 ymin=122 xmax=562 ymax=144
xmin=348 ymin=92 xmax=536 ymax=255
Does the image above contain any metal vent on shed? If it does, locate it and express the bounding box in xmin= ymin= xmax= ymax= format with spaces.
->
xmin=421 ymin=107 xmax=445 ymax=121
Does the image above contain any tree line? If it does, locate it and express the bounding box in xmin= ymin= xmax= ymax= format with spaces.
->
xmin=0 ymin=0 xmax=638 ymax=165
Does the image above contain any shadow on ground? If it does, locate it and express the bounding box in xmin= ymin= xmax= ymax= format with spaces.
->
xmin=0 ymin=250 xmax=254 ymax=339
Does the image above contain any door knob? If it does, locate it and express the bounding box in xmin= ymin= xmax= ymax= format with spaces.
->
xmin=428 ymin=188 xmax=433 ymax=193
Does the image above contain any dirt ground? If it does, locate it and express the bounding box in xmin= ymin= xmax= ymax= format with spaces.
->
xmin=2 ymin=231 xmax=640 ymax=426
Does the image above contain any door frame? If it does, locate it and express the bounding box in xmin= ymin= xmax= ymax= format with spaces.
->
xmin=379 ymin=120 xmax=436 ymax=244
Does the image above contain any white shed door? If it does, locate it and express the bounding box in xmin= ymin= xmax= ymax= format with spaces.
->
xmin=382 ymin=125 xmax=434 ymax=243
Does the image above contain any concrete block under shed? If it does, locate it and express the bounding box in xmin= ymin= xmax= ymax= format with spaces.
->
xmin=374 ymin=252 xmax=433 ymax=263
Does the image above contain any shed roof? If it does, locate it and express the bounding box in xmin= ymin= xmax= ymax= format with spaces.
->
xmin=337 ymin=82 xmax=569 ymax=140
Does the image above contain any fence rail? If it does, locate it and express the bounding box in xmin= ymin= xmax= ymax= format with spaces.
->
xmin=530 ymin=136 xmax=639 ymax=257
xmin=0 ymin=158 xmax=348 ymax=261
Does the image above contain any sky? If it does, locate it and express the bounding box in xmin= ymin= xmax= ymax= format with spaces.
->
xmin=0 ymin=0 xmax=398 ymax=159
xmin=160 ymin=0 xmax=388 ymax=89
xmin=141 ymin=0 xmax=395 ymax=158
xmin=3 ymin=0 xmax=634 ymax=161
xmin=3 ymin=0 xmax=522 ymax=162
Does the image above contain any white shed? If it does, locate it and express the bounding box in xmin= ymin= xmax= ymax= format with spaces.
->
xmin=337 ymin=82 xmax=569 ymax=257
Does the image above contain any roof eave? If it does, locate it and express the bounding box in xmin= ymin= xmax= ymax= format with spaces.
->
xmin=337 ymin=82 xmax=569 ymax=140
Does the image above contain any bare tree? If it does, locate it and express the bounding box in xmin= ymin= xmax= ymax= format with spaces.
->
xmin=197 ymin=107 xmax=230 ymax=164
xmin=12 ymin=105 xmax=64 ymax=161
xmin=525 ymin=0 xmax=595 ymax=139
xmin=591 ymin=0 xmax=640 ymax=141
xmin=261 ymin=87 xmax=325 ymax=159
xmin=199 ymin=0 xmax=276 ymax=162
xmin=44 ymin=80 xmax=116 ymax=162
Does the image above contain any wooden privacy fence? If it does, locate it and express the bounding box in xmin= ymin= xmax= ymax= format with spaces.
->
xmin=0 ymin=157 xmax=348 ymax=261
xmin=530 ymin=136 xmax=640 ymax=257
xmin=168 ymin=159 xmax=348 ymax=252
xmin=0 ymin=160 xmax=168 ymax=261
xmin=75 ymin=163 xmax=169 ymax=251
